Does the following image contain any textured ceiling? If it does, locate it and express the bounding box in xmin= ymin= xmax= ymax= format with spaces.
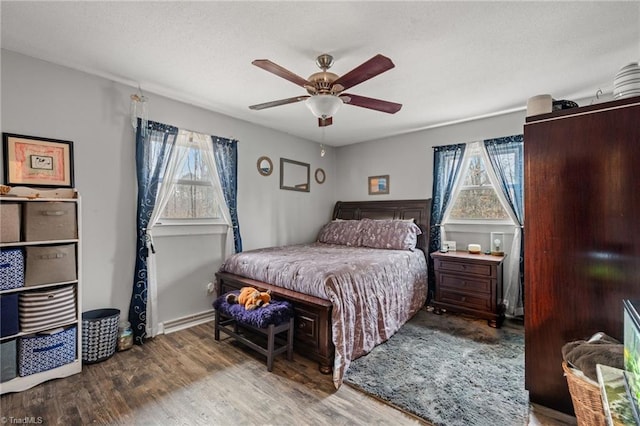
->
xmin=2 ymin=1 xmax=639 ymax=146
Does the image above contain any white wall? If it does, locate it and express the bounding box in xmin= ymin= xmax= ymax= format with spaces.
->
xmin=334 ymin=108 xmax=529 ymax=257
xmin=1 ymin=50 xmax=336 ymax=325
xmin=2 ymin=48 xmax=594 ymax=326
xmin=335 ymin=112 xmax=527 ymax=201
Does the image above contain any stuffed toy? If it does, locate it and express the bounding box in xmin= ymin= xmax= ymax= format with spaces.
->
xmin=226 ymin=286 xmax=271 ymax=310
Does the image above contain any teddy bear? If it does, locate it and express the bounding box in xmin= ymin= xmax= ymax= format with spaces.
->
xmin=226 ymin=286 xmax=271 ymax=310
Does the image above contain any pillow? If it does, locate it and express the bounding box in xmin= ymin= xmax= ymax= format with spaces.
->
xmin=359 ymin=218 xmax=422 ymax=250
xmin=317 ymin=220 xmax=362 ymax=246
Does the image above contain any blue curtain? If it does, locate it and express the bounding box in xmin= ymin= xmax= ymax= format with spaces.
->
xmin=428 ymin=143 xmax=466 ymax=300
xmin=129 ymin=120 xmax=179 ymax=344
xmin=212 ymin=136 xmax=243 ymax=253
xmin=484 ymin=134 xmax=524 ymax=315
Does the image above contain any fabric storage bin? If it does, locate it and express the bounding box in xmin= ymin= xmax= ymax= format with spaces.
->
xmin=24 ymin=244 xmax=76 ymax=286
xmin=0 ymin=203 xmax=21 ymax=242
xmin=1 ymin=294 xmax=19 ymax=337
xmin=0 ymin=248 xmax=24 ymax=290
xmin=19 ymin=285 xmax=76 ymax=333
xmin=18 ymin=326 xmax=76 ymax=376
xmin=82 ymin=309 xmax=120 ymax=364
xmin=23 ymin=202 xmax=77 ymax=242
xmin=1 ymin=339 xmax=17 ymax=382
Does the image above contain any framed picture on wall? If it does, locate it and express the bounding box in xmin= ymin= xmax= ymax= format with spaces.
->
xmin=2 ymin=133 xmax=75 ymax=188
xmin=368 ymin=175 xmax=389 ymax=195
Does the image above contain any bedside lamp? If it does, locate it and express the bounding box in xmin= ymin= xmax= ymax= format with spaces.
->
xmin=490 ymin=232 xmax=504 ymax=256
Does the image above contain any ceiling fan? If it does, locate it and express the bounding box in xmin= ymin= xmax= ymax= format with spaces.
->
xmin=248 ymin=53 xmax=402 ymax=127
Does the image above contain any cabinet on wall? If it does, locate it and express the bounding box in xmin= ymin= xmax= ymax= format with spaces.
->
xmin=524 ymin=96 xmax=640 ymax=414
xmin=0 ymin=191 xmax=82 ymax=394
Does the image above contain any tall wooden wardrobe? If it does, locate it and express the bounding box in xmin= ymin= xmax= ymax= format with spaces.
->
xmin=524 ymin=95 xmax=640 ymax=414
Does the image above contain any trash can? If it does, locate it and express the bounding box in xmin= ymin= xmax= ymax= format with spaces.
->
xmin=82 ymin=308 xmax=120 ymax=364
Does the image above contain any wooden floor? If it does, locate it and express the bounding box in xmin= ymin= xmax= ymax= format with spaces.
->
xmin=1 ymin=322 xmax=424 ymax=425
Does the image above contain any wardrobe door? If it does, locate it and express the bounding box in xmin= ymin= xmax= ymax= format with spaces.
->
xmin=524 ymin=97 xmax=640 ymax=414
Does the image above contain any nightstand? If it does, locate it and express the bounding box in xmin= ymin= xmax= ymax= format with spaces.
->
xmin=430 ymin=251 xmax=505 ymax=328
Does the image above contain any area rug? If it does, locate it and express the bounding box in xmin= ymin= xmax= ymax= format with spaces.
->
xmin=343 ymin=308 xmax=528 ymax=426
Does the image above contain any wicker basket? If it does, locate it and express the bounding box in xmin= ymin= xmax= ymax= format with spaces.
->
xmin=562 ymin=361 xmax=607 ymax=426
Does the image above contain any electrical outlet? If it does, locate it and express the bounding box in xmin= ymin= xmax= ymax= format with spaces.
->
xmin=206 ymin=282 xmax=214 ymax=294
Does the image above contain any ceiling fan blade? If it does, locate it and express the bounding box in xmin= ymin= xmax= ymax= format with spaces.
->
xmin=331 ymin=54 xmax=395 ymax=91
xmin=341 ymin=94 xmax=402 ymax=114
xmin=249 ymin=96 xmax=309 ymax=110
xmin=252 ymin=59 xmax=311 ymax=87
xmin=318 ymin=117 xmax=333 ymax=127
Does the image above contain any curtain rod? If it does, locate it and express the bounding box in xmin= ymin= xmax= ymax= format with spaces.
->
xmin=178 ymin=126 xmax=237 ymax=143
xmin=148 ymin=121 xmax=237 ymax=143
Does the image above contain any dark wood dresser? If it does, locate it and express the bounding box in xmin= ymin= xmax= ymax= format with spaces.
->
xmin=430 ymin=251 xmax=505 ymax=327
xmin=524 ymin=95 xmax=640 ymax=415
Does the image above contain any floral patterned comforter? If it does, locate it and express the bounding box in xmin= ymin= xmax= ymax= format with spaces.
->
xmin=218 ymin=242 xmax=428 ymax=387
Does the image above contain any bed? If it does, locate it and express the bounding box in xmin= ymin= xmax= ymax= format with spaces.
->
xmin=215 ymin=199 xmax=431 ymax=387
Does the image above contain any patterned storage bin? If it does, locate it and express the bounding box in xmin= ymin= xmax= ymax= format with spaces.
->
xmin=82 ymin=309 xmax=120 ymax=364
xmin=19 ymin=286 xmax=77 ymax=333
xmin=18 ymin=326 xmax=76 ymax=376
xmin=0 ymin=248 xmax=24 ymax=290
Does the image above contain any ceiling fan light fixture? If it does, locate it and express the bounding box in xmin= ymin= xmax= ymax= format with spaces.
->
xmin=249 ymin=54 xmax=401 ymax=127
xmin=305 ymin=95 xmax=342 ymax=119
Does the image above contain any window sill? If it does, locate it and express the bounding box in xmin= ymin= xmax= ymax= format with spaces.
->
xmin=443 ymin=222 xmax=517 ymax=234
xmin=152 ymin=223 xmax=228 ymax=237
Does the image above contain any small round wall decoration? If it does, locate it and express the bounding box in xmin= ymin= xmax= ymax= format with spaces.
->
xmin=257 ymin=156 xmax=273 ymax=176
xmin=315 ymin=168 xmax=326 ymax=184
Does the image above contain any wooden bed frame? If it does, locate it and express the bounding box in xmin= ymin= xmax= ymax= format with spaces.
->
xmin=215 ymin=198 xmax=432 ymax=373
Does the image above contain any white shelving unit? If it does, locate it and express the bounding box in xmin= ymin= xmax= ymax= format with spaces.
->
xmin=0 ymin=192 xmax=82 ymax=394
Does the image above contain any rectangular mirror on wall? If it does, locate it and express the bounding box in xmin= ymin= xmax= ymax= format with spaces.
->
xmin=280 ymin=158 xmax=310 ymax=192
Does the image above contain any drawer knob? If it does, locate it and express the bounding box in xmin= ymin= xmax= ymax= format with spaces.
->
xmin=298 ymin=323 xmax=306 ymax=329
xmin=461 ymin=296 xmax=466 ymax=302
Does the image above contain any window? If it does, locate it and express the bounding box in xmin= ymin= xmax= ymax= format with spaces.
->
xmin=445 ymin=142 xmax=513 ymax=223
xmin=154 ymin=134 xmax=222 ymax=224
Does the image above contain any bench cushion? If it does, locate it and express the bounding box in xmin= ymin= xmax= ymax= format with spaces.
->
xmin=213 ymin=291 xmax=293 ymax=329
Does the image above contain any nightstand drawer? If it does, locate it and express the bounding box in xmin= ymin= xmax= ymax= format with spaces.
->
xmin=440 ymin=274 xmax=492 ymax=294
xmin=439 ymin=290 xmax=491 ymax=311
xmin=436 ymin=260 xmax=492 ymax=277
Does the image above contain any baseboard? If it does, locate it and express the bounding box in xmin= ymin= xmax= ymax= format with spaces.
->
xmin=161 ymin=309 xmax=215 ymax=335
xmin=529 ymin=403 xmax=577 ymax=425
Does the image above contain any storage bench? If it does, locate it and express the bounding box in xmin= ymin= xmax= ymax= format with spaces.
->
xmin=213 ymin=292 xmax=294 ymax=371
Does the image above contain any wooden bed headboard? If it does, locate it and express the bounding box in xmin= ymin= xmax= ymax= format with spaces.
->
xmin=332 ymin=199 xmax=432 ymax=253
